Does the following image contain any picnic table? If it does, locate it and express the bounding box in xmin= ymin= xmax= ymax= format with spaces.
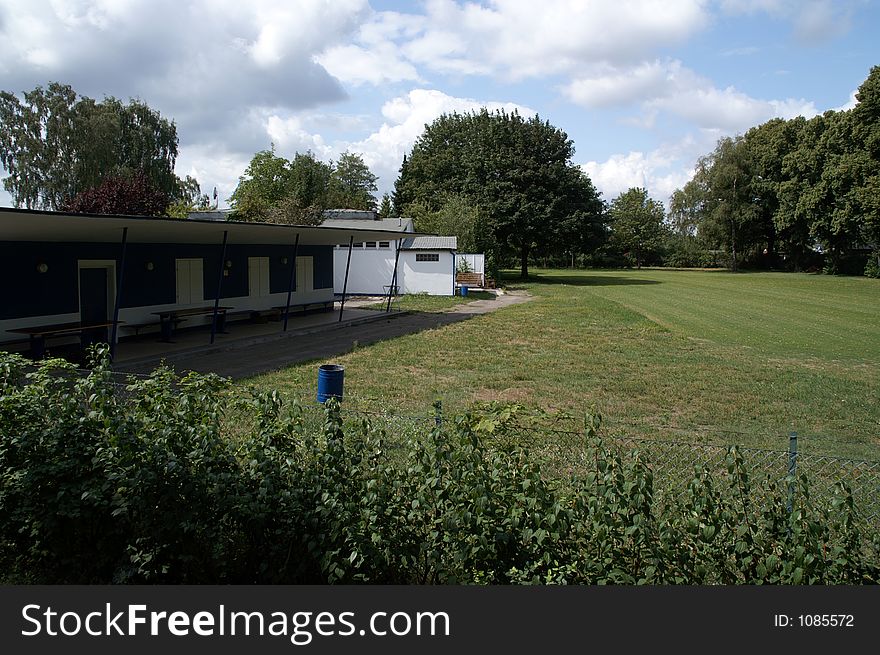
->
xmin=152 ymin=306 xmax=231 ymax=342
xmin=8 ymin=320 xmax=124 ymax=359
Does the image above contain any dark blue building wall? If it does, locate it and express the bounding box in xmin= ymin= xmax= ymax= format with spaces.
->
xmin=0 ymin=241 xmax=333 ymax=320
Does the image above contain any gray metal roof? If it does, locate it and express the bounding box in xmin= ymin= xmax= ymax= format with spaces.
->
xmin=400 ymin=236 xmax=458 ymax=250
xmin=321 ymin=217 xmax=413 ymax=232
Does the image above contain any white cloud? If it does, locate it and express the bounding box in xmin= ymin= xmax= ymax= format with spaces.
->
xmin=320 ymin=0 xmax=710 ymax=87
xmin=175 ymin=145 xmax=251 ymax=208
xmin=317 ymin=43 xmax=422 ymax=86
xmin=834 ymin=89 xmax=859 ymax=112
xmin=562 ymin=60 xmax=676 ymax=108
xmin=0 ymin=0 xmax=363 ymax=150
xmin=581 ymin=133 xmax=717 ymax=205
xmin=564 ymin=58 xmax=819 ymax=132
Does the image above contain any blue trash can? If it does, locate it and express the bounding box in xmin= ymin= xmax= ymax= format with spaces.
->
xmin=317 ymin=364 xmax=345 ymax=403
xmin=460 ymin=285 xmax=469 ymax=297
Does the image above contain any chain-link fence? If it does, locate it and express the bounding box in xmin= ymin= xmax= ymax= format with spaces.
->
xmin=294 ymin=395 xmax=880 ymax=531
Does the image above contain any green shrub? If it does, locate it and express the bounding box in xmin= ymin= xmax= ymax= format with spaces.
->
xmin=1 ymin=349 xmax=876 ymax=584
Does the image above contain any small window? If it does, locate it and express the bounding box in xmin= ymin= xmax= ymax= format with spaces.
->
xmin=352 ymin=243 xmax=364 ymax=248
xmin=378 ymin=241 xmax=390 ymax=249
xmin=416 ymin=253 xmax=440 ymax=262
xmin=365 ymin=241 xmax=376 ymax=248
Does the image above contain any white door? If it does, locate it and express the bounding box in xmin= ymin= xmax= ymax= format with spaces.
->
xmin=297 ymin=256 xmax=313 ymax=293
xmin=248 ymin=257 xmax=270 ymax=297
xmin=175 ymin=258 xmax=204 ymax=305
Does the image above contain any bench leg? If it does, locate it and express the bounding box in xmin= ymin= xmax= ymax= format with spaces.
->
xmin=159 ymin=318 xmax=173 ymax=342
xmin=29 ymin=335 xmax=46 ymax=360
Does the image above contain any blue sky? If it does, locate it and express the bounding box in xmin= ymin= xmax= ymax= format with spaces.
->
xmin=0 ymin=0 xmax=877 ymax=209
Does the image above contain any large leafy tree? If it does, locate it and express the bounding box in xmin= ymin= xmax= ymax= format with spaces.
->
xmin=851 ymin=65 xmax=880 ymax=273
xmin=394 ymin=109 xmax=603 ymax=278
xmin=608 ymin=188 xmax=666 ymax=269
xmin=0 ymin=82 xmax=182 ymax=211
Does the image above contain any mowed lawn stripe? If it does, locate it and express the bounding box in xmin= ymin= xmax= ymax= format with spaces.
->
xmin=569 ymin=270 xmax=880 ymax=362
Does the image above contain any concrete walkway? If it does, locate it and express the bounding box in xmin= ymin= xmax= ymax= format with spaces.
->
xmin=114 ymin=290 xmax=532 ymax=379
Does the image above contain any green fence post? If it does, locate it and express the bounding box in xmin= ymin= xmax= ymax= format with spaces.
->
xmin=433 ymin=399 xmax=442 ymax=428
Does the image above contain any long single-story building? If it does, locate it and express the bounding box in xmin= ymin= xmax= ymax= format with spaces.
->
xmin=0 ymin=207 xmax=420 ymax=356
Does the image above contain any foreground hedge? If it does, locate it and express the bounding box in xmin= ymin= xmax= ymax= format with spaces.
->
xmin=1 ymin=348 xmax=877 ymax=584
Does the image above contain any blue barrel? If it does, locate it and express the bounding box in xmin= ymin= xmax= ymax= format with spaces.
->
xmin=460 ymin=285 xmax=469 ymax=297
xmin=317 ymin=364 xmax=345 ymax=403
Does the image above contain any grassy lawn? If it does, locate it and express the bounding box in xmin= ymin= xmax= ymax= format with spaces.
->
xmin=362 ymin=291 xmax=496 ymax=313
xmin=247 ymin=268 xmax=880 ymax=460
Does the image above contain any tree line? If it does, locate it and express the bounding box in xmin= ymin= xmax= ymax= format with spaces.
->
xmin=3 ymin=69 xmax=878 ymax=278
xmin=668 ymin=66 xmax=880 ymax=276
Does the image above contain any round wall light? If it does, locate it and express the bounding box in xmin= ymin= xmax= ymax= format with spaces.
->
xmin=36 ymin=262 xmax=49 ymax=273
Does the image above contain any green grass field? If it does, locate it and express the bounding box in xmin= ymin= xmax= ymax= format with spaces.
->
xmin=248 ymin=269 xmax=880 ymax=460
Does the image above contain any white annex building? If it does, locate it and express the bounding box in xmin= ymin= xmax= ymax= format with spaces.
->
xmin=323 ymin=210 xmax=459 ymax=296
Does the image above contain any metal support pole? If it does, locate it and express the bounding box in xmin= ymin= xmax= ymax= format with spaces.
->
xmin=338 ymin=236 xmax=354 ymax=323
xmin=210 ymin=230 xmax=229 ymax=344
xmin=109 ymin=227 xmax=128 ymax=361
xmin=386 ymin=241 xmax=402 ymax=312
xmin=283 ymin=233 xmax=300 ymax=332
xmin=787 ymin=431 xmax=798 ymax=519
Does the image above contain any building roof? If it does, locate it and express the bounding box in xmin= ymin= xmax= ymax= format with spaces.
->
xmin=322 ymin=217 xmax=414 ymax=233
xmin=0 ymin=207 xmax=425 ymax=247
xmin=400 ymin=236 xmax=458 ymax=251
xmin=322 ymin=209 xmax=379 ymax=220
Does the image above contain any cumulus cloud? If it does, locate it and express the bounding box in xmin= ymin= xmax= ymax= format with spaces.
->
xmin=317 ymin=43 xmax=422 ymax=86
xmin=320 ymin=0 xmax=709 ymax=86
xmin=582 ymin=148 xmax=696 ymax=206
xmin=562 ymin=60 xmax=677 ymax=109
xmin=565 ymin=58 xmax=818 ymax=132
xmin=0 ymin=0 xmax=365 ymax=154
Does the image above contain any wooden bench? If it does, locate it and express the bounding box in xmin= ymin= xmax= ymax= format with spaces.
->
xmin=273 ymin=300 xmax=335 ymax=321
xmin=152 ymin=306 xmax=232 ymax=342
xmin=120 ymin=318 xmax=187 ymax=337
xmin=455 ymin=271 xmax=485 ymax=289
xmin=8 ymin=320 xmax=124 ymax=359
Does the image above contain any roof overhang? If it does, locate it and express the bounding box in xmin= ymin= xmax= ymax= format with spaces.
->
xmin=0 ymin=208 xmax=426 ymax=246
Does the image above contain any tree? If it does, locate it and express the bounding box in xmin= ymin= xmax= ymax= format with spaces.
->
xmin=228 ymin=145 xmax=291 ymax=221
xmin=327 ymin=151 xmax=377 ymax=210
xmin=408 ymin=194 xmax=486 ymax=254
xmin=394 ymin=109 xmax=603 ymax=278
xmin=0 ymin=82 xmax=182 ymax=210
xmin=61 ymin=171 xmax=170 ymax=216
xmin=377 ymin=193 xmax=393 ymax=218
xmin=851 ymin=65 xmax=880 ymax=274
xmin=608 ymin=188 xmax=666 ymax=269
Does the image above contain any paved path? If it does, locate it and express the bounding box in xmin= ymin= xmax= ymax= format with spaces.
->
xmin=115 ymin=290 xmax=532 ymax=380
